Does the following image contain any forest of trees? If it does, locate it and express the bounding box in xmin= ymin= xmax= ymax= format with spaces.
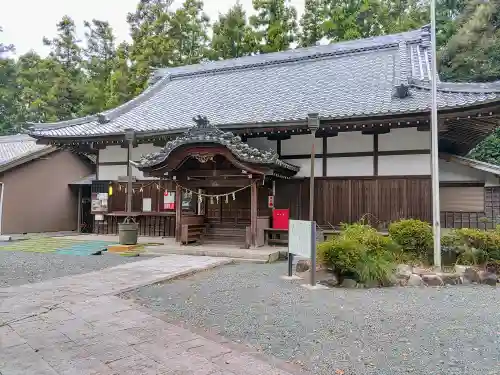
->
xmin=0 ymin=0 xmax=499 ymax=161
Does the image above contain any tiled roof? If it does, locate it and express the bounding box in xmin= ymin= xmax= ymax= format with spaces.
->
xmin=0 ymin=135 xmax=53 ymax=168
xmin=29 ymin=26 xmax=500 ymax=139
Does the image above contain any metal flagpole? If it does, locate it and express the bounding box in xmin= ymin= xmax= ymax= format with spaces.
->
xmin=430 ymin=0 xmax=442 ymax=269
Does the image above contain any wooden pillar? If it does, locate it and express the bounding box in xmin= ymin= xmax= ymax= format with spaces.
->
xmin=175 ymin=184 xmax=182 ymax=242
xmin=250 ymin=180 xmax=258 ymax=247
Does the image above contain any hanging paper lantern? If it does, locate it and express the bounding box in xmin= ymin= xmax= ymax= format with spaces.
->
xmin=232 ymin=192 xmax=236 ymax=200
xmin=216 ymin=196 xmax=219 ymax=204
xmin=210 ymin=196 xmax=214 ymax=204
xmin=225 ymin=195 xmax=229 ymax=203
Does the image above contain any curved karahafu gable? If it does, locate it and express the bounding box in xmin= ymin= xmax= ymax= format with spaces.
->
xmin=132 ymin=116 xmax=300 ymax=177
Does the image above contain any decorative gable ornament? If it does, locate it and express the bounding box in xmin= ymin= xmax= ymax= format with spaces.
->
xmin=134 ymin=116 xmax=300 ymax=173
xmin=394 ymin=83 xmax=412 ymax=99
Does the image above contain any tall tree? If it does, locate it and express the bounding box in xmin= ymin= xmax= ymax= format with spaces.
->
xmin=299 ymin=0 xmax=325 ymax=47
xmin=127 ymin=0 xmax=175 ymax=95
xmin=0 ymin=57 xmax=19 ymax=133
xmin=82 ymin=19 xmax=117 ymax=113
xmin=210 ymin=2 xmax=257 ymax=59
xmin=106 ymin=42 xmax=133 ymax=108
xmin=168 ymin=0 xmax=211 ymax=65
xmin=14 ymin=52 xmax=61 ymax=124
xmin=42 ymin=16 xmax=85 ymax=120
xmin=439 ymin=0 xmax=500 ymax=82
xmin=250 ymin=0 xmax=298 ymax=53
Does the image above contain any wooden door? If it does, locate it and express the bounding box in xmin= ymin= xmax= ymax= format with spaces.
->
xmin=205 ymin=187 xmax=251 ymax=225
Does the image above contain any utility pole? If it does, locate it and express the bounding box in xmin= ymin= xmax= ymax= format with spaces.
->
xmin=308 ymin=113 xmax=320 ymax=286
xmin=430 ymin=0 xmax=442 ymax=270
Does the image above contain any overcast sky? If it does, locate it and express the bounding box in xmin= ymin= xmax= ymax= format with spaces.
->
xmin=0 ymin=0 xmax=305 ymax=56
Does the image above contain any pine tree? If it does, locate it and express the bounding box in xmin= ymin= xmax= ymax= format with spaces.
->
xmin=82 ymin=19 xmax=117 ymax=113
xmin=168 ymin=0 xmax=211 ymax=65
xmin=127 ymin=0 xmax=175 ymax=95
xmin=299 ymin=0 xmax=324 ymax=47
xmin=0 ymin=57 xmax=19 ymax=133
xmin=210 ymin=2 xmax=257 ymax=59
xmin=439 ymin=0 xmax=500 ymax=82
xmin=42 ymin=16 xmax=85 ymax=120
xmin=106 ymin=42 xmax=133 ymax=108
xmin=250 ymin=0 xmax=298 ymax=53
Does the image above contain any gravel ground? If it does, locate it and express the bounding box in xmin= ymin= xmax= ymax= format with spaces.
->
xmin=0 ymin=251 xmax=143 ymax=287
xmin=122 ymin=262 xmax=500 ymax=375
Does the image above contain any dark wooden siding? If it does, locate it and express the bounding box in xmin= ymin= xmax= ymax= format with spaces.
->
xmin=275 ymin=176 xmax=432 ymax=228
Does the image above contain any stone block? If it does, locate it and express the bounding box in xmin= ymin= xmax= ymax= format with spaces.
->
xmin=407 ymin=274 xmax=424 ymax=287
xmin=213 ymin=352 xmax=285 ymax=375
xmin=107 ymin=353 xmax=168 ymax=374
xmin=0 ymin=325 xmax=26 ymax=349
xmin=0 ymin=343 xmax=59 ymax=375
xmin=421 ymin=274 xmax=444 ymax=286
xmin=182 ymin=338 xmax=233 ymax=359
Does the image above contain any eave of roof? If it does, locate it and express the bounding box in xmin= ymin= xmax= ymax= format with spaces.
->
xmin=444 ymin=154 xmax=500 ymax=176
xmin=27 ymin=25 xmax=500 ymax=143
xmin=0 ymin=146 xmax=57 ymax=174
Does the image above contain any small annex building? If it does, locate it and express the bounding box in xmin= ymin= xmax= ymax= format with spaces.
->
xmin=0 ymin=135 xmax=94 ymax=235
xmin=27 ymin=25 xmax=500 ymax=247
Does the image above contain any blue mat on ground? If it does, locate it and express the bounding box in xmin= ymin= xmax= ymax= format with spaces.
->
xmin=55 ymin=241 xmax=117 ymax=256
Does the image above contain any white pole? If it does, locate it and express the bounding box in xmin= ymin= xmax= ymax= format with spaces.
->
xmin=430 ymin=0 xmax=441 ymax=269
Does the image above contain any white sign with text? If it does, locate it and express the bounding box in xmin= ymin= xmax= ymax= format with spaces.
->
xmin=288 ymin=220 xmax=314 ymax=259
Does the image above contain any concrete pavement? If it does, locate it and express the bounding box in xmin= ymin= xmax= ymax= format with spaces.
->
xmin=0 ymin=255 xmax=303 ymax=375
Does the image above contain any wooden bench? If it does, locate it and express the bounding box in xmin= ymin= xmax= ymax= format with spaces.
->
xmin=264 ymin=228 xmax=289 ymax=246
xmin=180 ymin=224 xmax=207 ymax=245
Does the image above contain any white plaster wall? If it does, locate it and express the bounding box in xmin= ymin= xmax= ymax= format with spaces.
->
xmin=327 ymin=156 xmax=374 ymax=177
xmin=281 ymin=134 xmax=323 ymax=155
xmin=246 ymin=137 xmax=277 ymax=152
xmin=378 ymin=128 xmax=430 ymax=151
xmin=99 ymin=145 xmax=127 ymax=163
xmin=327 ymin=132 xmax=373 ymax=153
xmin=287 ymin=159 xmax=323 ymax=178
xmin=439 ymin=160 xmax=485 ymax=182
xmin=98 ymin=165 xmax=127 ymax=181
xmin=378 ymin=154 xmax=431 ymax=176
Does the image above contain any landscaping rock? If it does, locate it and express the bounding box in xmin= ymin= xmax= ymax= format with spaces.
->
xmin=421 ymin=274 xmax=444 ymax=286
xmin=463 ymin=268 xmax=480 ymax=284
xmin=412 ymin=266 xmax=433 ymax=276
xmin=454 ymin=265 xmax=468 ymax=275
xmin=395 ymin=264 xmax=412 ymax=279
xmin=364 ymin=280 xmax=380 ymax=288
xmin=436 ymin=272 xmax=462 ymax=285
xmin=407 ymin=274 xmax=424 ymax=286
xmin=478 ymin=271 xmax=497 ymax=286
xmin=315 ymin=269 xmax=338 ymax=287
xmin=299 ymin=269 xmax=338 ymax=287
xmin=295 ymin=259 xmax=311 ymax=273
xmin=341 ymin=279 xmax=357 ymax=288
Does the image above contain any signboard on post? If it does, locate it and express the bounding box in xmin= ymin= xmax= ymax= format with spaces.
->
xmin=288 ymin=219 xmax=318 ymax=286
xmin=289 ymin=220 xmax=314 ymax=259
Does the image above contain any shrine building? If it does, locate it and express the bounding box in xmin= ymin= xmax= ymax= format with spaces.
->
xmin=28 ymin=25 xmax=500 ymax=247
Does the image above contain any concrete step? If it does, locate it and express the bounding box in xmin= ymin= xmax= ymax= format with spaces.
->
xmin=141 ymin=245 xmax=281 ymax=263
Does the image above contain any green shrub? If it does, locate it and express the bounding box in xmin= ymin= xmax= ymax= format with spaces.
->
xmin=388 ymin=219 xmax=433 ymax=263
xmin=441 ymin=227 xmax=500 ymax=266
xmin=317 ymin=222 xmax=398 ymax=285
